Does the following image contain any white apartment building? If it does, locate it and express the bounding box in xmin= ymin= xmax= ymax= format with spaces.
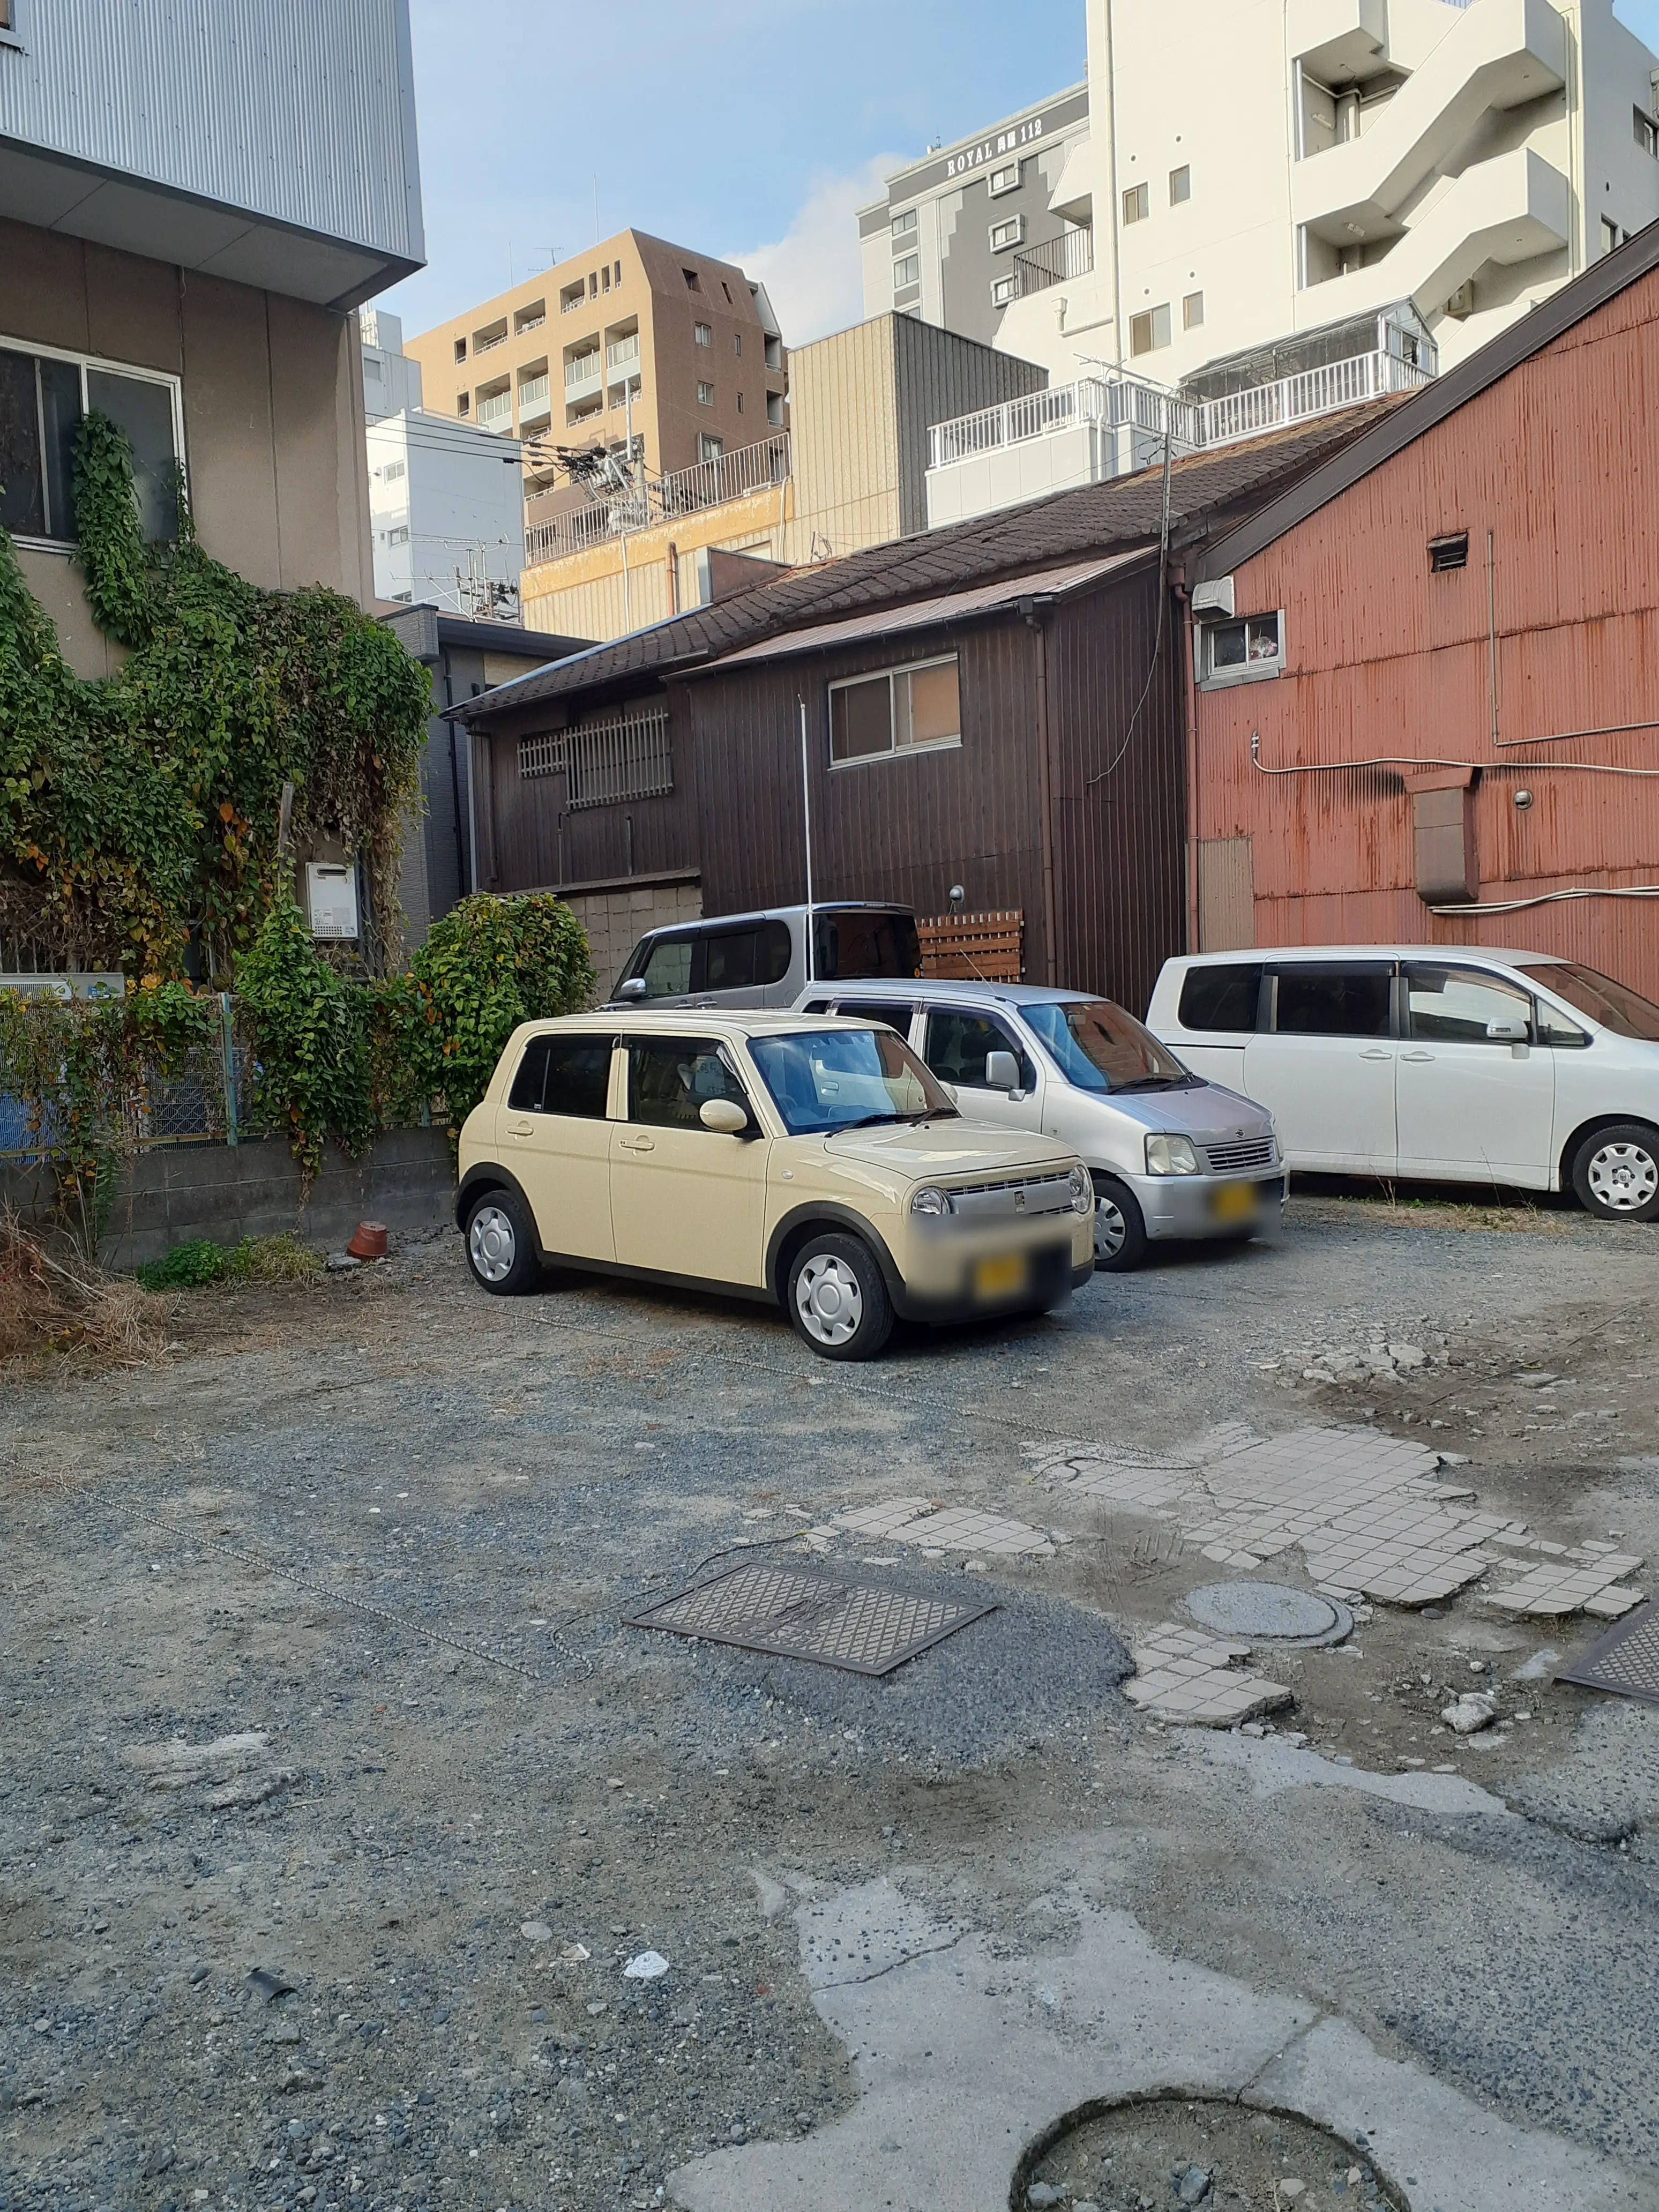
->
xmin=857 ymin=84 xmax=1093 ymax=346
xmin=993 ymin=0 xmax=1659 ymax=389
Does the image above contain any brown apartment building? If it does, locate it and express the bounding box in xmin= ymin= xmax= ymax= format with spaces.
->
xmin=403 ymin=233 xmax=787 ymax=518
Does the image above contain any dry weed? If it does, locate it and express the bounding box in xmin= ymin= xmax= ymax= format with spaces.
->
xmin=0 ymin=1207 xmax=173 ymax=1367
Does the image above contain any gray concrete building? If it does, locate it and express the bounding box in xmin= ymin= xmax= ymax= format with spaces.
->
xmin=858 ymin=84 xmax=1091 ymax=348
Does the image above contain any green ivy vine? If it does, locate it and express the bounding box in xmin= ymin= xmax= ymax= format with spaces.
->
xmin=0 ymin=412 xmax=430 ymax=981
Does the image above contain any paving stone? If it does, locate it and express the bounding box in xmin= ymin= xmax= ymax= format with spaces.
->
xmin=1123 ymin=1625 xmax=1292 ymax=1728
xmin=815 ymin=1499 xmax=1053 ymax=1559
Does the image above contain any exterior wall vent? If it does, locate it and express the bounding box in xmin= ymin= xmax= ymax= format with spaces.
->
xmin=1404 ymin=767 xmax=1477 ymax=903
xmin=1428 ymin=531 xmax=1470 ymax=572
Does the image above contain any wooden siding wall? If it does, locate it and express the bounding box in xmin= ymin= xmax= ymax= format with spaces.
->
xmin=472 ymin=717 xmax=699 ymax=894
xmin=1196 ymin=261 xmax=1659 ymax=998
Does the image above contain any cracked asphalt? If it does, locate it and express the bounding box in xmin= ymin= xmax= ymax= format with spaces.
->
xmin=3 ymin=1188 xmax=1658 ymax=2212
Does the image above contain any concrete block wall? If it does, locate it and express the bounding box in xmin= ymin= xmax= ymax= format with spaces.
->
xmin=565 ymin=877 xmax=702 ymax=997
xmin=2 ymin=1127 xmax=456 ymax=1273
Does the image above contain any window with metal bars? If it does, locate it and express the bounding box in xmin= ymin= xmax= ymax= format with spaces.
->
xmin=517 ymin=708 xmax=672 ymax=808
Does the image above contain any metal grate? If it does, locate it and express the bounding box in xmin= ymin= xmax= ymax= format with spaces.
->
xmin=1202 ymin=1135 xmax=1277 ymax=1175
xmin=1556 ymin=1603 xmax=1659 ymax=1707
xmin=624 ymin=1561 xmax=995 ymax=1678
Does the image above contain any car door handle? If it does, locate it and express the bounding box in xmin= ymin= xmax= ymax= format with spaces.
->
xmin=506 ymin=1118 xmax=534 ymax=1137
xmin=1400 ymin=1051 xmax=1434 ymax=1064
xmin=617 ymin=1134 xmax=655 ymax=1153
xmin=1358 ymin=1049 xmax=1393 ymax=1062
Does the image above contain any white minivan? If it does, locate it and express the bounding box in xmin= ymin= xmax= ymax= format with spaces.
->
xmin=1148 ymin=947 xmax=1659 ymax=1220
xmin=795 ymin=977 xmax=1284 ymax=1269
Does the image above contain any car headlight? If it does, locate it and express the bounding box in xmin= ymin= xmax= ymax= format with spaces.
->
xmin=910 ymin=1185 xmax=950 ymax=1217
xmin=1145 ymin=1133 xmax=1200 ymax=1177
xmin=1068 ymin=1164 xmax=1093 ymax=1215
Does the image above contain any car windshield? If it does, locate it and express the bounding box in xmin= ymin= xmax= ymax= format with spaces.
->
xmin=748 ymin=1027 xmax=956 ymax=1136
xmin=1518 ymin=960 xmax=1659 ymax=1042
xmin=1023 ymin=998 xmax=1194 ymax=1093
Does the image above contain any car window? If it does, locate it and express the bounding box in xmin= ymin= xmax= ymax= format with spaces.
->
xmin=922 ymin=1009 xmax=1035 ymax=1089
xmin=1023 ymin=999 xmax=1193 ymax=1093
xmin=632 ymin=933 xmax=695 ymax=998
xmin=703 ymin=920 xmax=793 ymax=993
xmin=626 ymin=1038 xmax=751 ymax=1129
xmin=1406 ymin=966 xmax=1533 ymax=1045
xmin=833 ymin=1000 xmax=914 ymax=1030
xmin=508 ymin=1035 xmax=614 ymax=1115
xmin=813 ymin=910 xmax=921 ymax=981
xmin=1272 ymin=965 xmax=1393 ymax=1038
xmin=1178 ymin=962 xmax=1264 ymax=1033
xmin=1519 ymin=960 xmax=1659 ymax=1041
xmin=749 ymin=1027 xmax=952 ymax=1135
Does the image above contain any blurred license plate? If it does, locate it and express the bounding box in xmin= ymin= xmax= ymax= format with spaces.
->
xmin=1211 ymin=1180 xmax=1259 ymax=1222
xmin=974 ymin=1253 xmax=1027 ymax=1299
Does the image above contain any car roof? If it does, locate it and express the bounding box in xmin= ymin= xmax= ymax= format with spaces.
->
xmin=518 ymin=1009 xmax=895 ymax=1037
xmin=633 ymin=902 xmax=910 ymax=939
xmin=801 ymin=978 xmax=1096 ymax=1006
xmin=1172 ymin=945 xmax=1565 ymax=968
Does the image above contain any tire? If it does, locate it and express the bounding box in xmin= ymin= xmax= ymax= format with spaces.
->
xmin=462 ymin=1186 xmax=543 ymax=1295
xmin=1570 ymin=1123 xmax=1659 ymax=1223
xmin=1093 ymin=1178 xmax=1149 ymax=1272
xmin=786 ymin=1230 xmax=893 ymax=1361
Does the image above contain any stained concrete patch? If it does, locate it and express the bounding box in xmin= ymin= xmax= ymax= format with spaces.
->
xmin=1194 ymin=1730 xmax=1514 ymax=1817
xmin=667 ymin=1880 xmax=1643 ymax=2212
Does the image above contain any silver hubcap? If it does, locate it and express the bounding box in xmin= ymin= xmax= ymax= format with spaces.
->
xmin=1094 ymin=1196 xmax=1127 ymax=1260
xmin=1587 ymin=1142 xmax=1659 ymax=1213
xmin=795 ymin=1253 xmax=864 ymax=1346
xmin=469 ymin=1205 xmax=517 ymax=1282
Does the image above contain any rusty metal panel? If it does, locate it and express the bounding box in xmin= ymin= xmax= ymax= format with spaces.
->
xmin=1193 ymin=261 xmax=1659 ymax=998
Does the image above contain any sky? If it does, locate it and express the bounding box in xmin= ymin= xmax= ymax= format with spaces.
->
xmin=378 ymin=0 xmax=1086 ymax=345
xmin=380 ymin=0 xmax=1659 ymax=350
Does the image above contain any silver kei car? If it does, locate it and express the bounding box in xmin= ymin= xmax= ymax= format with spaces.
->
xmin=796 ymin=977 xmax=1284 ymax=1270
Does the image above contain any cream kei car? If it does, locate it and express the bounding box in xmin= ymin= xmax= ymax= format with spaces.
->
xmin=455 ymin=1010 xmax=1096 ymax=1359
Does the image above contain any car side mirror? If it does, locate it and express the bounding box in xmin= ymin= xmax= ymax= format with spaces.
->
xmin=985 ymin=1049 xmax=1020 ymax=1092
xmin=1486 ymin=1017 xmax=1528 ymax=1043
xmin=699 ymin=1097 xmax=750 ymax=1134
xmin=617 ymin=977 xmax=648 ymax=999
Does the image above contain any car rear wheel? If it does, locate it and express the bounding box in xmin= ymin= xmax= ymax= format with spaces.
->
xmin=464 ymin=1187 xmax=542 ymax=1295
xmin=787 ymin=1231 xmax=893 ymax=1361
xmin=1571 ymin=1123 xmax=1659 ymax=1222
xmin=1093 ymin=1179 xmax=1149 ymax=1272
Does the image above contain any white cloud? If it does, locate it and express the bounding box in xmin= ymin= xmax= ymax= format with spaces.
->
xmin=729 ymin=153 xmax=902 ymax=346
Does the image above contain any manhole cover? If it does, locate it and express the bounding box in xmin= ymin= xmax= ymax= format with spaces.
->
xmin=1183 ymin=1581 xmax=1352 ymax=1646
xmin=1557 ymin=1601 xmax=1659 ymax=1707
xmin=624 ymin=1562 xmax=996 ymax=1677
xmin=1017 ymin=2094 xmax=1407 ymax=2211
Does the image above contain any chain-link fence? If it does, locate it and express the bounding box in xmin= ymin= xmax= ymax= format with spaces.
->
xmin=1 ymin=992 xmax=252 ymax=1162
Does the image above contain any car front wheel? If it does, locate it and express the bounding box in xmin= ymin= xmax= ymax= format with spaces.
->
xmin=786 ymin=1230 xmax=893 ymax=1361
xmin=1093 ymin=1179 xmax=1149 ymax=1272
xmin=1571 ymin=1123 xmax=1659 ymax=1222
xmin=463 ymin=1187 xmax=543 ymax=1295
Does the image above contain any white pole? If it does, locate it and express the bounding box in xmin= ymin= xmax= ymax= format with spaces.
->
xmin=799 ymin=697 xmax=815 ymax=984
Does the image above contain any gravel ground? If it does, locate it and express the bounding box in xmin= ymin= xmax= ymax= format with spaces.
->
xmin=3 ymin=1190 xmax=1658 ymax=2212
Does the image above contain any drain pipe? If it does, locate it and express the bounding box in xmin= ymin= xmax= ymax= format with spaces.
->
xmin=1021 ymin=596 xmax=1060 ymax=985
xmin=1175 ymin=573 xmax=1202 ymax=953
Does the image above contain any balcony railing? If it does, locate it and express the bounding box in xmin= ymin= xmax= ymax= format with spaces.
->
xmin=518 ymin=373 xmax=550 ymax=414
xmin=1008 ymin=227 xmax=1094 ymax=298
xmin=565 ymin=352 xmax=602 ymax=393
xmin=606 ymin=334 xmax=640 ymax=371
xmin=475 ymin=392 xmax=513 ymax=432
xmin=474 ymin=331 xmax=507 ymax=355
xmin=524 ymin=430 xmax=793 ymax=565
xmin=928 ymin=348 xmax=1431 ymax=473
xmin=516 ymin=312 xmax=547 ymax=335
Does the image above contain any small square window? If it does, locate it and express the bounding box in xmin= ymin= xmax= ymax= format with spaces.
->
xmin=457 ymin=392 xmax=470 ymax=415
xmin=698 ymin=432 xmax=723 ymax=462
xmin=1201 ymin=612 xmax=1284 ymax=686
xmin=989 ymin=161 xmax=1022 ymax=196
xmin=894 ymin=253 xmax=921 ymax=288
xmin=892 ymin=208 xmax=917 ymax=239
xmin=1170 ymin=164 xmax=1191 ymax=205
xmin=694 ymin=322 xmax=713 ymax=347
xmin=1129 ymin=303 xmax=1171 ymax=355
xmin=453 ymin=337 xmax=467 ymax=363
xmin=1123 ymin=181 xmax=1149 ymax=225
xmin=991 ymin=273 xmax=1018 ymax=308
xmin=1635 ymin=106 xmax=1658 ymax=158
xmin=1183 ymin=289 xmax=1204 ymax=330
xmin=697 ymin=381 xmax=715 ymax=406
xmin=766 ymin=391 xmax=784 ymax=426
xmin=989 ymin=214 xmax=1025 ymax=252
xmin=1429 ymin=531 xmax=1470 ymax=572
xmin=683 ymin=267 xmax=701 ymax=291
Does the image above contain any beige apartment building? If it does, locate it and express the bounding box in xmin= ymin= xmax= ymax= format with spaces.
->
xmin=403 ymin=231 xmax=787 ymax=502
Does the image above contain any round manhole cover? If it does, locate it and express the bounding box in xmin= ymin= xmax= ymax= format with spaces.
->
xmin=1017 ymin=2094 xmax=1407 ymax=2210
xmin=1184 ymin=1581 xmax=1352 ymax=1646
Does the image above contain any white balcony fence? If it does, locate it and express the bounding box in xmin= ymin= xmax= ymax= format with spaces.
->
xmin=518 ymin=373 xmax=550 ymax=411
xmin=475 ymin=391 xmax=513 ymax=432
xmin=927 ymin=349 xmax=1432 ymax=474
xmin=524 ymin=430 xmax=792 ymax=565
xmin=606 ymin=334 xmax=641 ymax=371
xmin=565 ymin=352 xmax=602 ymax=392
xmin=473 ymin=331 xmax=506 ymax=354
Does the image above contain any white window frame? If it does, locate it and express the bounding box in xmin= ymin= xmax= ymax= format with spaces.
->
xmin=1198 ymin=610 xmax=1286 ymax=689
xmin=827 ymin=653 xmax=962 ymax=771
xmin=1129 ymin=303 xmax=1171 ymax=356
xmin=0 ymin=332 xmax=186 ymax=551
xmin=989 ymin=161 xmax=1022 ymax=197
xmin=693 ymin=321 xmax=713 ymax=347
xmin=990 ymin=273 xmax=1019 ymax=308
xmin=697 ymin=380 xmax=715 ymax=406
xmin=893 ymin=253 xmax=921 ymax=289
xmin=989 ymin=214 xmax=1026 ymax=253
xmin=891 ymin=207 xmax=918 ymax=241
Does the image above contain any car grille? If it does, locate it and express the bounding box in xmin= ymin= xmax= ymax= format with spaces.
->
xmin=1201 ymin=1134 xmax=1277 ymax=1176
xmin=946 ymin=1171 xmax=1077 ymax=1221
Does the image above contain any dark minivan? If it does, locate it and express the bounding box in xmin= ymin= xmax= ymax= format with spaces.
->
xmin=609 ymin=903 xmax=921 ymax=1010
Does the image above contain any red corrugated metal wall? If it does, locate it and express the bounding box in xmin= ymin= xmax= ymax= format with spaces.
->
xmin=1195 ymin=263 xmax=1659 ymax=996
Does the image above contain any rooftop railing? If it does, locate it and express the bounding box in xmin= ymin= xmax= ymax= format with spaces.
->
xmin=524 ymin=430 xmax=793 ymax=565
